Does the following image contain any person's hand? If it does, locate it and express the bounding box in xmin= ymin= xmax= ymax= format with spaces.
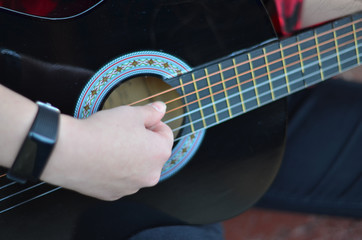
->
xmin=40 ymin=101 xmax=173 ymax=201
xmin=337 ymin=66 xmax=362 ymax=83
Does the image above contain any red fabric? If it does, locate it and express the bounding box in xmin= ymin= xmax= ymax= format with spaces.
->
xmin=0 ymin=0 xmax=58 ymax=16
xmin=0 ymin=0 xmax=303 ymax=35
xmin=0 ymin=0 xmax=99 ymax=18
xmin=273 ymin=0 xmax=304 ymax=35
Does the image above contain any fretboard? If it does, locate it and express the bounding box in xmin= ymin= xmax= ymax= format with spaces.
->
xmin=170 ymin=12 xmax=362 ymax=137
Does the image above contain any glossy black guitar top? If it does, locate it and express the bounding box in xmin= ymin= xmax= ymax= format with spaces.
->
xmin=0 ymin=0 xmax=286 ymax=239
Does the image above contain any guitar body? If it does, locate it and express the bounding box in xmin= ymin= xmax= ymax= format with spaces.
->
xmin=0 ymin=0 xmax=286 ymax=238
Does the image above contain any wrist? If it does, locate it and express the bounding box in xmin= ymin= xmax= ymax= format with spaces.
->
xmin=39 ymin=114 xmax=85 ymax=186
xmin=7 ymin=102 xmax=60 ymax=183
xmin=0 ymin=86 xmax=38 ymax=168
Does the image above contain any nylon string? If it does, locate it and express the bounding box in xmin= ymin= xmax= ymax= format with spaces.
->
xmin=162 ymin=30 xmax=362 ymax=137
xmin=128 ymin=18 xmax=362 ymax=108
xmin=0 ymin=46 xmax=359 ymax=212
xmin=171 ymin=47 xmax=361 ymax=140
xmin=166 ymin=32 xmax=360 ymax=117
xmin=0 ymin=17 xmax=361 ymax=212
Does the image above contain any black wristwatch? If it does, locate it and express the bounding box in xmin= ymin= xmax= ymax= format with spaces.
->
xmin=7 ymin=101 xmax=60 ymax=184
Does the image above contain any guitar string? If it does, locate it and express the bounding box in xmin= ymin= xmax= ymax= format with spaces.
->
xmin=0 ymin=182 xmax=45 ymax=202
xmin=0 ymin=186 xmax=61 ymax=214
xmin=0 ymin=19 xmax=361 ymax=209
xmin=172 ymin=50 xmax=361 ymax=140
xmin=0 ymin=22 xmax=359 ymax=182
xmin=0 ymin=33 xmax=352 ymax=184
xmin=0 ymin=21 xmax=360 ymax=178
xmin=0 ymin=44 xmax=359 ymax=212
xmin=128 ymin=18 xmax=362 ymax=107
xmin=0 ymin=181 xmax=16 ymax=190
xmin=163 ymin=32 xmax=360 ymax=116
xmin=170 ymin=44 xmax=361 ymax=135
xmin=164 ymin=36 xmax=361 ymax=134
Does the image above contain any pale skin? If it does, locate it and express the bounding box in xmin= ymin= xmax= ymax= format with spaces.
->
xmin=0 ymin=86 xmax=173 ymax=201
xmin=0 ymin=0 xmax=361 ymax=201
xmin=302 ymin=0 xmax=362 ymax=82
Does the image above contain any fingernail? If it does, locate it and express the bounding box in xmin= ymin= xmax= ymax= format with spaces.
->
xmin=151 ymin=101 xmax=167 ymax=113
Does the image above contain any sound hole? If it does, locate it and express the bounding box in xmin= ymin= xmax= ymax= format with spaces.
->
xmin=102 ymin=75 xmax=184 ymax=138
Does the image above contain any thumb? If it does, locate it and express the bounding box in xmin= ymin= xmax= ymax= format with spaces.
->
xmin=139 ymin=101 xmax=167 ymax=129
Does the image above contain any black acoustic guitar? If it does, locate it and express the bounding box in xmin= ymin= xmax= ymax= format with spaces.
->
xmin=0 ymin=0 xmax=360 ymax=239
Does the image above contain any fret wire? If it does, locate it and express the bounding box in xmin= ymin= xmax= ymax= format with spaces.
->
xmin=353 ymin=22 xmax=361 ymax=64
xmin=247 ymin=53 xmax=261 ymax=106
xmin=262 ymin=48 xmax=275 ymax=100
xmin=204 ymin=68 xmax=220 ymax=123
xmin=179 ymin=77 xmax=195 ymax=133
xmin=165 ymin=28 xmax=362 ymax=134
xmin=335 ymin=17 xmax=358 ymax=71
xmin=264 ymin=43 xmax=287 ymax=98
xmin=296 ymin=35 xmax=307 ymax=87
xmin=196 ymin=55 xmax=359 ymax=139
xmin=279 ymin=43 xmax=291 ymax=93
xmin=166 ymin=39 xmax=362 ymax=134
xmin=218 ymin=64 xmax=233 ymax=117
xmin=4 ymin=15 xmax=362 ymax=215
xmin=170 ymin=51 xmax=362 ymax=140
xmin=191 ymin=73 xmax=207 ymax=128
xmin=280 ymin=37 xmax=305 ymax=93
xmin=207 ymin=19 xmax=361 ymax=95
xmin=333 ymin=23 xmax=343 ymax=72
xmin=167 ymin=33 xmax=362 ymax=121
xmin=163 ymin=27 xmax=361 ymax=117
xmin=262 ymin=29 xmax=357 ymax=89
xmin=172 ymin=50 xmax=361 ymax=137
xmin=314 ymin=29 xmax=325 ymax=80
xmin=296 ymin=35 xmax=305 ymax=74
xmin=129 ymin=19 xmax=362 ymax=109
xmin=169 ymin=19 xmax=360 ymax=138
xmin=232 ymin=58 xmax=246 ymax=112
xmin=298 ymin=31 xmax=321 ymax=86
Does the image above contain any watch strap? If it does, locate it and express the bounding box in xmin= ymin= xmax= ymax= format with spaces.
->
xmin=7 ymin=102 xmax=60 ymax=184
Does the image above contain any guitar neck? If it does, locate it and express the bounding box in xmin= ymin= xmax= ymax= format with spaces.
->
xmin=174 ymin=12 xmax=362 ymax=136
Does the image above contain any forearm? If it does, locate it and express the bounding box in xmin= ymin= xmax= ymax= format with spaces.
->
xmin=0 ymin=84 xmax=80 ymax=173
xmin=301 ymin=0 xmax=362 ymax=28
xmin=0 ymin=85 xmax=38 ymax=168
xmin=301 ymin=0 xmax=362 ymax=83
xmin=0 ymin=84 xmax=172 ymax=200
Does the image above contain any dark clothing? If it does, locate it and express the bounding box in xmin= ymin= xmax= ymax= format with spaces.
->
xmin=4 ymin=1 xmax=362 ymax=239
xmin=258 ymin=79 xmax=362 ymax=217
xmin=72 ymin=200 xmax=224 ymax=240
xmin=74 ymin=79 xmax=362 ymax=240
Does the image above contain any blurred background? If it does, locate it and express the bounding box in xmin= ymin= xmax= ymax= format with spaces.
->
xmin=223 ymin=208 xmax=362 ymax=240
